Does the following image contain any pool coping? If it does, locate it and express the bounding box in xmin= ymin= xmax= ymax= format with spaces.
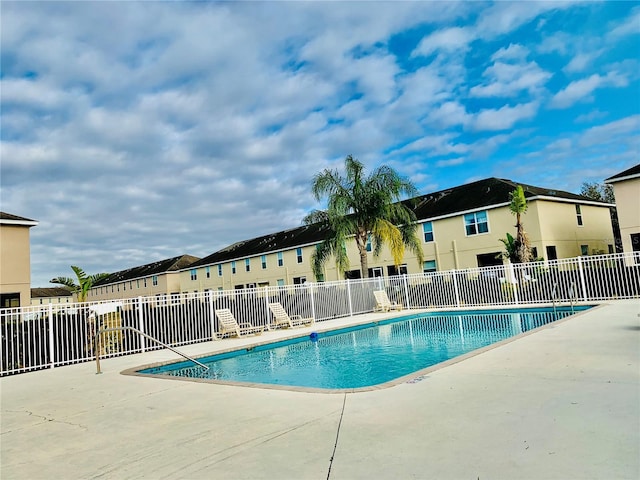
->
xmin=122 ymin=303 xmax=602 ymax=394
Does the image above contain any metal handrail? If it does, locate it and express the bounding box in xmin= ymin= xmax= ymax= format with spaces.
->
xmin=94 ymin=326 xmax=209 ymax=374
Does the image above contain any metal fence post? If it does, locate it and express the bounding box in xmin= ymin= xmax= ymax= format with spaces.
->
xmin=309 ymin=283 xmax=316 ymax=320
xmin=264 ymin=286 xmax=271 ymax=330
xmin=347 ymin=279 xmax=353 ymax=316
xmin=577 ymin=256 xmax=588 ymax=301
xmin=48 ymin=303 xmax=55 ymax=369
xmin=402 ymin=274 xmax=410 ymax=309
xmin=452 ymin=270 xmax=461 ymax=308
xmin=208 ymin=290 xmax=217 ymax=339
xmin=134 ymin=297 xmax=145 ymax=352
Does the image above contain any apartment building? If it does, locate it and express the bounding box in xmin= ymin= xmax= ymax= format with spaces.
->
xmin=180 ymin=177 xmax=615 ymax=292
xmin=30 ymin=287 xmax=73 ymax=306
xmin=0 ymin=212 xmax=38 ymax=308
xmin=605 ymin=164 xmax=640 ymax=256
xmin=88 ymin=254 xmax=200 ymax=301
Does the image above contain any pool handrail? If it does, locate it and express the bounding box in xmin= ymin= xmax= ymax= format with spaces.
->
xmin=94 ymin=326 xmax=209 ymax=374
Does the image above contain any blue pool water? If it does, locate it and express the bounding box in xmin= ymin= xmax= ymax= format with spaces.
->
xmin=139 ymin=306 xmax=591 ymax=390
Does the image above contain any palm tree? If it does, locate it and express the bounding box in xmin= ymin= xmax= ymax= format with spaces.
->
xmin=497 ymin=232 xmax=518 ymax=263
xmin=50 ymin=265 xmax=110 ymax=302
xmin=303 ymin=155 xmax=424 ymax=279
xmin=508 ymin=185 xmax=532 ymax=263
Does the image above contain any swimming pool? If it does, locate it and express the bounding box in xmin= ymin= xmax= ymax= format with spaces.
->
xmin=136 ymin=306 xmax=591 ymax=391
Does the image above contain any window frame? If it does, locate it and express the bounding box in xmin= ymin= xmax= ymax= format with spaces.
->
xmin=464 ymin=211 xmax=489 ymax=236
xmin=423 ymin=259 xmax=437 ymax=273
xmin=422 ymin=221 xmax=434 ymax=242
xmin=576 ymin=204 xmax=583 ymax=226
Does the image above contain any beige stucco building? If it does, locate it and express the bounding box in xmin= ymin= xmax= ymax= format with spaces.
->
xmin=87 ymin=255 xmax=200 ymax=302
xmin=606 ymin=164 xmax=640 ymax=256
xmin=0 ymin=212 xmax=38 ymax=308
xmin=30 ymin=287 xmax=73 ymax=307
xmin=180 ymin=177 xmax=615 ymax=292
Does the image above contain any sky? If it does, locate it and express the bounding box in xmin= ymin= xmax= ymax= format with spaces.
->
xmin=1 ymin=1 xmax=639 ymax=288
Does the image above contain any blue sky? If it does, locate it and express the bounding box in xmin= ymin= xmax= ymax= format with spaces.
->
xmin=1 ymin=1 xmax=638 ymax=287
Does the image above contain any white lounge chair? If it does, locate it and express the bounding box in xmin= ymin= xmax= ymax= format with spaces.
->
xmin=268 ymin=302 xmax=314 ymax=329
xmin=373 ymin=290 xmax=403 ymax=312
xmin=215 ymin=308 xmax=263 ymax=338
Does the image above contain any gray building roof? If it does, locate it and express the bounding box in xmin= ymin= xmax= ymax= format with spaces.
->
xmin=31 ymin=287 xmax=73 ymax=298
xmin=0 ymin=211 xmax=38 ymax=225
xmin=93 ymin=254 xmax=201 ymax=286
xmin=605 ymin=163 xmax=640 ymax=183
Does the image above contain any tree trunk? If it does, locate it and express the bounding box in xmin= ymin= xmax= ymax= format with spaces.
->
xmin=356 ymin=231 xmax=369 ymax=278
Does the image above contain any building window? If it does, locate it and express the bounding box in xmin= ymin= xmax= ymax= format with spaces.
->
xmin=546 ymin=246 xmax=558 ymax=261
xmin=261 ymin=255 xmax=267 ymax=269
xmin=205 ymin=266 xmax=211 ymax=279
xmin=246 ymin=283 xmax=256 ymax=289
xmin=217 ymin=264 xmax=223 ymax=276
xmin=144 ymin=278 xmax=147 ymax=288
xmin=464 ymin=211 xmax=489 ymax=236
xmin=387 ymin=264 xmax=408 ymax=276
xmin=190 ymin=269 xmax=197 ymax=281
xmin=423 ymin=222 xmax=434 ymax=242
xmin=580 ymin=245 xmax=589 ymax=256
xmin=277 ymin=279 xmax=285 ymax=286
xmin=293 ymin=276 xmax=306 ymax=285
xmin=245 ymin=258 xmax=251 ymax=272
xmin=136 ymin=279 xmax=140 ymax=288
xmin=277 ymin=251 xmax=284 ymax=267
xmin=423 ymin=260 xmax=437 ymax=273
xmin=152 ymin=275 xmax=158 ymax=286
xmin=123 ymin=283 xmax=126 ymax=291
xmin=576 ymin=205 xmax=583 ymax=226
xmin=366 ymin=235 xmax=372 ymax=252
xmin=631 ymin=233 xmax=640 ymax=253
xmin=231 ymin=261 xmax=237 ymax=274
xmin=368 ymin=267 xmax=383 ymax=277
xmin=296 ymin=248 xmax=303 ymax=263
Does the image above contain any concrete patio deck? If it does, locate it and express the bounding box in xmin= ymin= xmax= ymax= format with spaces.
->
xmin=1 ymin=300 xmax=638 ymax=479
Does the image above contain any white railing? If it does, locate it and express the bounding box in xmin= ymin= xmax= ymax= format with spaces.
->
xmin=1 ymin=252 xmax=638 ymax=376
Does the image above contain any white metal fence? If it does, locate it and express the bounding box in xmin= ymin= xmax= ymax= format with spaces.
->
xmin=2 ymin=252 xmax=638 ymax=376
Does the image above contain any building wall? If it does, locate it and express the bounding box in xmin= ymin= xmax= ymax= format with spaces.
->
xmin=178 ymin=198 xmax=615 ymax=293
xmin=31 ymin=296 xmax=73 ymax=306
xmin=87 ymin=272 xmax=184 ymax=301
xmin=0 ymin=224 xmax=32 ymax=307
xmin=610 ymin=177 xmax=640 ymax=254
xmin=536 ymin=200 xmax=615 ymax=258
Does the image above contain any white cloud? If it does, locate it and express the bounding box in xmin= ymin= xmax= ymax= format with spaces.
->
xmin=472 ymin=102 xmax=539 ymax=131
xmin=608 ymin=6 xmax=640 ymax=37
xmin=563 ymin=51 xmax=603 ymax=73
xmin=470 ymin=61 xmax=552 ymax=98
xmin=411 ymin=27 xmax=475 ymax=57
xmin=550 ymin=72 xmax=629 ymax=108
xmin=491 ymin=43 xmax=529 ymax=61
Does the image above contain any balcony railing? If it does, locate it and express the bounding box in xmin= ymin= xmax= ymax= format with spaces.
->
xmin=2 ymin=252 xmax=638 ymax=376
